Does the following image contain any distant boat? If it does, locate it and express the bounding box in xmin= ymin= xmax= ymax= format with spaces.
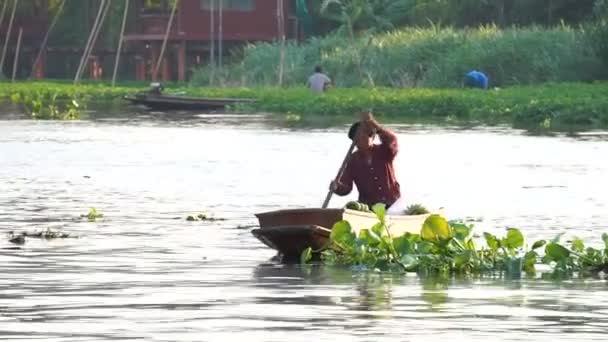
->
xmin=123 ymin=83 xmax=256 ymax=111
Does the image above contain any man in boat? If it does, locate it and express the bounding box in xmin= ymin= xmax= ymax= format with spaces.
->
xmin=329 ymin=111 xmax=405 ymax=214
xmin=307 ymin=66 xmax=332 ymax=93
xmin=147 ymin=82 xmax=164 ymax=96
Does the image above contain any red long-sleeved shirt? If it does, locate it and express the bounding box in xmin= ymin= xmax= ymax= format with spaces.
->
xmin=335 ymin=129 xmax=401 ymax=208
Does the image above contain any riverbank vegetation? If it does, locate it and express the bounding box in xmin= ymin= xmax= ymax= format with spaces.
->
xmin=301 ymin=204 xmax=608 ymax=279
xmin=2 ymin=81 xmax=607 ymax=131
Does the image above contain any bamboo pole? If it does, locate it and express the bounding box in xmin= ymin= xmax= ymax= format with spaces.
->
xmin=0 ymin=0 xmax=17 ymax=77
xmin=11 ymin=27 xmax=22 ymax=82
xmin=77 ymin=0 xmax=111 ymax=83
xmin=30 ymin=0 xmax=66 ymax=79
xmin=209 ymin=0 xmax=215 ymax=85
xmin=0 ymin=0 xmax=8 ymax=32
xmin=112 ymin=0 xmax=129 ymax=86
xmin=74 ymin=0 xmax=107 ymax=84
xmin=218 ymin=0 xmax=222 ymax=71
xmin=277 ymin=0 xmax=285 ymax=86
xmin=153 ymin=0 xmax=179 ymax=81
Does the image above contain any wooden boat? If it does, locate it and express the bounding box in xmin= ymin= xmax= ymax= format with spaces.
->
xmin=123 ymin=93 xmax=256 ymax=111
xmin=252 ymin=208 xmax=440 ymax=259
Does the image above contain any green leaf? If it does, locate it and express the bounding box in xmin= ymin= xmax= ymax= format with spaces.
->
xmin=484 ymin=232 xmax=500 ymax=251
xmin=321 ymin=249 xmax=338 ymax=264
xmin=602 ymin=233 xmax=608 ymax=249
xmin=380 ymin=236 xmax=393 ymax=250
xmin=421 ymin=215 xmax=452 ymax=242
xmin=504 ymin=228 xmax=524 ymax=250
xmin=393 ymin=236 xmax=414 ymax=256
xmin=300 ymin=247 xmax=313 ymax=264
xmin=330 ymin=220 xmax=356 ymax=246
xmin=372 ymin=203 xmax=386 ymax=222
xmin=531 ymin=240 xmax=546 ymax=250
xmin=571 ymin=237 xmax=585 ymax=253
xmin=451 ymin=222 xmax=472 ymax=242
xmin=371 ymin=222 xmax=386 ymax=236
xmin=523 ymin=251 xmax=538 ymax=274
xmin=545 ymin=242 xmax=570 ymax=262
xmin=454 ymin=251 xmax=472 ymax=268
xmin=465 ymin=239 xmax=476 ymax=251
xmin=417 ymin=241 xmax=434 ymax=254
xmin=359 ymin=228 xmax=381 ymax=247
xmin=399 ymin=254 xmax=418 ymax=270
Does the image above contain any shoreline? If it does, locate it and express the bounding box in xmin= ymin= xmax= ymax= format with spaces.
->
xmin=1 ymin=81 xmax=607 ymax=132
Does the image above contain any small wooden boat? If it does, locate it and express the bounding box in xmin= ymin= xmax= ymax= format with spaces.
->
xmin=123 ymin=93 xmax=256 ymax=111
xmin=252 ymin=208 xmax=439 ymax=259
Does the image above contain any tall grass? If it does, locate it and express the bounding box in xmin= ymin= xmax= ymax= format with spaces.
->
xmin=190 ymin=25 xmax=608 ymax=88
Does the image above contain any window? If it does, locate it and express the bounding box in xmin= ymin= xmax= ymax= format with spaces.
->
xmin=200 ymin=0 xmax=255 ymax=12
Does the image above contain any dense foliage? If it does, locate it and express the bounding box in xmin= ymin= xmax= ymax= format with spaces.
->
xmin=191 ymin=25 xmax=607 ymax=88
xmin=301 ymin=204 xmax=608 ymax=279
xmin=311 ymin=0 xmax=601 ymax=34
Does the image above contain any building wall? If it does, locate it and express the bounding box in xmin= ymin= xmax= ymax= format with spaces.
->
xmin=177 ymin=0 xmax=292 ymax=41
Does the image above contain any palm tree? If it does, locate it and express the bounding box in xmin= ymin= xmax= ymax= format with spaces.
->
xmin=319 ymin=0 xmax=415 ymax=84
xmin=320 ymin=0 xmax=415 ymax=36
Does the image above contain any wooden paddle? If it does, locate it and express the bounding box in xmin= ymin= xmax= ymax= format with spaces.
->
xmin=322 ymin=140 xmax=356 ymax=208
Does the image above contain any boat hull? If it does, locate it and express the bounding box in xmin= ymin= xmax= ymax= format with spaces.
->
xmin=251 ymin=224 xmax=331 ymax=260
xmin=252 ymin=208 xmax=436 ymax=258
xmin=123 ymin=94 xmax=255 ymax=111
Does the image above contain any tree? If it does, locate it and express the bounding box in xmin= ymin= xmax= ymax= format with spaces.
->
xmin=320 ymin=0 xmax=415 ymax=35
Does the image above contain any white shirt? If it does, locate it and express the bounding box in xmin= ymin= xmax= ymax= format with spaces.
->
xmin=308 ymin=72 xmax=331 ymax=92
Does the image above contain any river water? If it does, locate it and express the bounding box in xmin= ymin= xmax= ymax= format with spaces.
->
xmin=1 ymin=111 xmax=607 ymax=341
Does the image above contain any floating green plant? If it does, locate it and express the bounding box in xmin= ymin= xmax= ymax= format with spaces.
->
xmin=301 ymin=204 xmax=608 ymax=279
xmin=81 ymin=208 xmax=103 ymax=222
xmin=7 ymin=228 xmax=75 ymax=244
xmin=186 ymin=213 xmax=226 ymax=222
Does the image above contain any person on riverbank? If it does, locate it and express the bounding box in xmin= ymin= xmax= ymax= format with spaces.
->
xmin=464 ymin=70 xmax=489 ymax=89
xmin=307 ymin=66 xmax=332 ymax=92
xmin=329 ymin=111 xmax=405 ymax=214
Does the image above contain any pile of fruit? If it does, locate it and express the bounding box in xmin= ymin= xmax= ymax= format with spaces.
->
xmin=345 ymin=201 xmax=430 ymax=215
xmin=344 ymin=201 xmax=372 ymax=212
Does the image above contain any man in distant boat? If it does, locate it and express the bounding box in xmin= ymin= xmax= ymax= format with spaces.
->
xmin=307 ymin=66 xmax=332 ymax=92
xmin=329 ymin=111 xmax=406 ymax=214
xmin=148 ymin=82 xmax=164 ymax=96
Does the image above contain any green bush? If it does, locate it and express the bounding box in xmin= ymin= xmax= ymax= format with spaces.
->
xmin=190 ymin=25 xmax=608 ymax=88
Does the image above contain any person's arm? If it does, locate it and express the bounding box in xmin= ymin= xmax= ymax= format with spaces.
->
xmin=364 ymin=113 xmax=398 ymax=160
xmin=324 ymin=75 xmax=332 ymax=87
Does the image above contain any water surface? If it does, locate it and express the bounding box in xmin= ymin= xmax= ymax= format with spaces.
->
xmin=1 ymin=111 xmax=607 ymax=341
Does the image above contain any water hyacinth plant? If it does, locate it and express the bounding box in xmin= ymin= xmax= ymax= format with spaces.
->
xmin=81 ymin=208 xmax=103 ymax=222
xmin=10 ymin=90 xmax=82 ymax=120
xmin=301 ymin=204 xmax=608 ymax=279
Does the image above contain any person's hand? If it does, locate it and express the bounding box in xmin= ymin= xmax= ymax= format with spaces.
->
xmin=329 ymin=180 xmax=339 ymax=192
xmin=360 ymin=111 xmax=374 ymax=123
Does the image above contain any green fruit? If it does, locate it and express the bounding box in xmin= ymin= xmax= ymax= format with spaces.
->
xmin=345 ymin=201 xmax=372 ymax=212
xmin=404 ymin=204 xmax=430 ymax=215
xmin=346 ymin=201 xmax=360 ymax=210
